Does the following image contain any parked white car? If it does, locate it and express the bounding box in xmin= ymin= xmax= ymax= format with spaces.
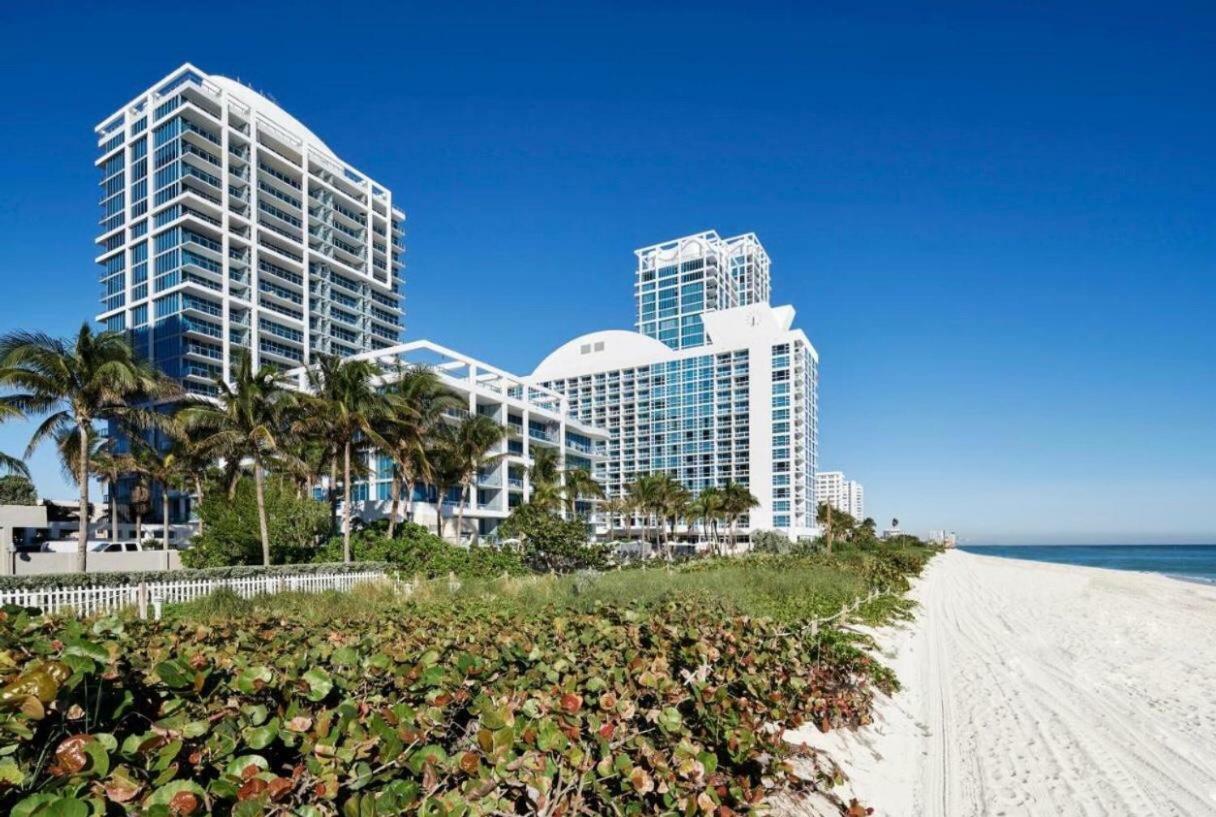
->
xmin=43 ymin=540 xmax=145 ymax=554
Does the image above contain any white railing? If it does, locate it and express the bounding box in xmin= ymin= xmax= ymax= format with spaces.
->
xmin=0 ymin=570 xmax=389 ymax=619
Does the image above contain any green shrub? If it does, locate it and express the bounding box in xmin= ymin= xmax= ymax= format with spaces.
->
xmin=499 ymin=505 xmax=612 ymax=572
xmin=314 ymin=522 xmax=526 ymax=579
xmin=182 ymin=476 xmax=330 ymax=567
xmin=0 ymin=591 xmax=899 ymax=816
xmin=751 ymin=529 xmax=795 ymax=553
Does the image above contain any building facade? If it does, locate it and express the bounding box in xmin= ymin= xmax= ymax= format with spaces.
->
xmin=815 ymin=471 xmax=865 ymax=520
xmin=534 ymin=231 xmax=818 ymax=540
xmin=94 ymin=64 xmax=404 ymax=396
xmin=634 ymin=231 xmax=771 ymax=350
xmin=286 ymin=341 xmax=608 ymax=542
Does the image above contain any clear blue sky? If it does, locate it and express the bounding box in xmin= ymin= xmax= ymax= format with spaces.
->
xmin=1 ymin=1 xmax=1212 ymax=544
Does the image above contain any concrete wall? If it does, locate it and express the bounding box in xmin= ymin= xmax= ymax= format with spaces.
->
xmin=9 ymin=550 xmax=183 ymax=576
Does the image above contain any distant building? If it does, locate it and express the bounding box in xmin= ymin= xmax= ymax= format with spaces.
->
xmin=928 ymin=530 xmax=958 ymax=547
xmin=815 ymin=471 xmax=864 ymax=520
xmin=533 ymin=230 xmax=819 ymax=539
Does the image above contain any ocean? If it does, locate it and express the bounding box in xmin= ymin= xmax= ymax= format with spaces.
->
xmin=958 ymin=545 xmax=1216 ymax=584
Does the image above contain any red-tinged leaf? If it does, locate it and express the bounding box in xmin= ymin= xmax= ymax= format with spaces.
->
xmin=169 ymin=791 xmax=201 ymax=815
xmin=238 ymin=777 xmax=268 ymax=800
xmin=51 ymin=734 xmax=90 ymax=775
xmin=267 ymin=776 xmax=293 ymax=800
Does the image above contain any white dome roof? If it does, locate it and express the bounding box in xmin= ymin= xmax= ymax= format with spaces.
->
xmin=210 ymin=75 xmax=334 ymax=156
xmin=531 ymin=330 xmax=675 ymax=381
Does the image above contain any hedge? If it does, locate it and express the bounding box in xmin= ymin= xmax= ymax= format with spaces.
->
xmin=0 ymin=561 xmax=391 ymax=592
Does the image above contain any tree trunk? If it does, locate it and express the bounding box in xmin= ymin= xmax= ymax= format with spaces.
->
xmin=329 ymin=460 xmax=339 ymax=538
xmin=109 ymin=479 xmax=118 ymax=543
xmin=455 ymin=481 xmax=469 ymax=545
xmin=254 ymin=460 xmax=271 ymax=566
xmin=162 ymin=487 xmax=171 ymax=552
xmin=342 ymin=441 xmax=352 ymax=563
xmin=436 ymin=488 xmax=445 ymax=538
xmin=387 ymin=472 xmax=401 ymax=539
xmin=193 ymin=476 xmax=204 ymax=536
xmin=135 ymin=511 xmax=143 ymax=545
xmin=76 ymin=425 xmax=90 ymax=573
xmin=404 ymin=477 xmax=416 ymax=523
xmin=826 ymin=504 xmax=834 ymax=554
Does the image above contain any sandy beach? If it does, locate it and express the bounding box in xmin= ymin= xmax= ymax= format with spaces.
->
xmin=790 ymin=549 xmax=1216 ymax=816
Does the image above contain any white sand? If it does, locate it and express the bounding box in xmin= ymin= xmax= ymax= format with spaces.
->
xmin=788 ymin=549 xmax=1216 ymax=816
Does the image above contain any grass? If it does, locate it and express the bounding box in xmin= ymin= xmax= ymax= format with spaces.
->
xmin=173 ymin=542 xmax=936 ymax=627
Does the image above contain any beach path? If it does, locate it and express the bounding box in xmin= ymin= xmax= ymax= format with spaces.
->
xmin=795 ymin=549 xmax=1216 ymax=816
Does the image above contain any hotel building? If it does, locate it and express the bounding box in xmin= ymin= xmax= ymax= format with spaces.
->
xmin=815 ymin=471 xmax=865 ymax=520
xmin=532 ymin=231 xmax=819 ymax=540
xmin=285 ymin=341 xmax=608 ymax=542
xmin=94 ymin=64 xmax=404 ymax=396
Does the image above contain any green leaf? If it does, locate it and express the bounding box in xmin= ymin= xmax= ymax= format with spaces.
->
xmin=225 ymin=754 xmax=269 ymax=779
xmin=243 ymin=718 xmax=279 ymax=750
xmin=235 ymin=665 xmax=273 ymax=695
xmin=0 ymin=756 xmax=25 ymax=786
xmin=301 ymin=668 xmax=333 ymax=701
xmin=144 ymin=779 xmax=207 ymax=812
xmin=154 ymin=660 xmax=192 ymax=689
xmin=11 ymin=795 xmax=88 ymax=817
xmin=84 ymin=739 xmax=111 ymax=778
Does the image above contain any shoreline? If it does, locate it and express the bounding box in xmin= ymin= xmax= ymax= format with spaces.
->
xmin=789 ymin=549 xmax=1216 ymax=816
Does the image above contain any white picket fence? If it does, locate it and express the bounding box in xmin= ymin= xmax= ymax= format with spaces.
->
xmin=0 ymin=570 xmax=391 ymax=619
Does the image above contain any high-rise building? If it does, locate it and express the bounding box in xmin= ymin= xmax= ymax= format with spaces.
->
xmin=634 ymin=231 xmax=771 ymax=350
xmin=533 ymin=230 xmax=818 ymax=540
xmin=815 ymin=471 xmax=864 ymax=520
xmin=94 ymin=64 xmax=404 ymax=395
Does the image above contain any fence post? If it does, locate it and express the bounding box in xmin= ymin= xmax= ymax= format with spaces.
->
xmin=152 ymin=595 xmax=163 ymax=621
xmin=138 ymin=583 xmax=148 ymax=620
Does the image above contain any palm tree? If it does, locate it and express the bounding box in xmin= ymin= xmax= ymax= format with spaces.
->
xmin=170 ymin=430 xmax=216 ymax=537
xmin=600 ymin=495 xmax=633 ymax=542
xmin=381 ymin=366 xmax=456 ymax=537
xmin=0 ymin=403 xmax=30 ymax=478
xmin=563 ymin=467 xmax=604 ymax=517
xmin=427 ymin=441 xmax=461 ymax=539
xmin=439 ymin=414 xmax=506 ymax=544
xmin=0 ymin=325 xmax=178 ymax=571
xmin=721 ymin=481 xmax=759 ymax=553
xmin=301 ymin=356 xmax=391 ymax=562
xmin=689 ymin=487 xmax=725 ymax=554
xmin=625 ymin=477 xmax=654 ymax=556
xmin=52 ymin=426 xmax=114 ymax=541
xmin=128 ymin=436 xmax=186 ymax=552
xmin=178 ymin=352 xmax=298 ymax=566
xmin=528 ymin=446 xmax=562 ymax=488
xmin=660 ymin=481 xmax=691 ymax=558
xmin=87 ymin=433 xmax=130 ymax=543
xmin=634 ymin=472 xmax=684 ymax=558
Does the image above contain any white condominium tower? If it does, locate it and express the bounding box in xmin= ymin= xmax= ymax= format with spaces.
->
xmin=94 ymin=64 xmax=404 ymax=395
xmin=533 ymin=230 xmax=818 ymax=539
xmin=815 ymin=471 xmax=865 ymax=520
xmin=635 ymin=231 xmax=771 ymax=349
